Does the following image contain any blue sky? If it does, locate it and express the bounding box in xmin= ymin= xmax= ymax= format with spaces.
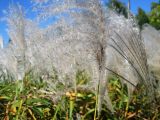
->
xmin=119 ymin=0 xmax=159 ymax=13
xmin=0 ymin=0 xmax=34 ymax=46
xmin=0 ymin=0 xmax=159 ymax=46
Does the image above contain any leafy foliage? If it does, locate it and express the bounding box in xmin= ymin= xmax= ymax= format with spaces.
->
xmin=107 ymin=0 xmax=160 ymax=30
xmin=149 ymin=2 xmax=160 ymax=30
xmin=107 ymin=0 xmax=128 ymax=18
xmin=0 ymin=73 xmax=159 ymax=120
xmin=136 ymin=8 xmax=149 ymax=29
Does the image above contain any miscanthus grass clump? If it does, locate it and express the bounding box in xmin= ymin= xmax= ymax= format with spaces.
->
xmin=0 ymin=0 xmax=159 ymax=119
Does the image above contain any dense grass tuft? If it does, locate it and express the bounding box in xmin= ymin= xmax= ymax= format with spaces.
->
xmin=0 ymin=73 xmax=159 ymax=120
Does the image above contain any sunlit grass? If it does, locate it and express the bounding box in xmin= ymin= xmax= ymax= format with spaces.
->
xmin=0 ymin=72 xmax=159 ymax=120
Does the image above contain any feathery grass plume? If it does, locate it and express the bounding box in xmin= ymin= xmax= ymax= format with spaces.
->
xmin=24 ymin=20 xmax=46 ymax=74
xmin=107 ymin=11 xmax=156 ymax=102
xmin=32 ymin=0 xmax=112 ymax=116
xmin=105 ymin=44 xmax=139 ymax=98
xmin=0 ymin=47 xmax=17 ymax=81
xmin=3 ymin=3 xmax=26 ymax=80
xmin=142 ymin=24 xmax=160 ymax=98
xmin=29 ymin=18 xmax=99 ymax=100
xmin=0 ymin=36 xmax=3 ymax=49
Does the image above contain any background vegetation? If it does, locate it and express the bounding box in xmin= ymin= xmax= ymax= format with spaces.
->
xmin=107 ymin=0 xmax=160 ymax=30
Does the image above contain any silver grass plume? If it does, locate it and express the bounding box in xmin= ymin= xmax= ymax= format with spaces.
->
xmin=142 ymin=25 xmax=160 ymax=98
xmin=4 ymin=3 xmax=26 ymax=80
xmin=0 ymin=36 xmax=3 ymax=49
xmin=0 ymin=47 xmax=17 ymax=81
xmin=107 ymin=11 xmax=156 ymax=102
xmin=32 ymin=0 xmax=111 ymax=115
